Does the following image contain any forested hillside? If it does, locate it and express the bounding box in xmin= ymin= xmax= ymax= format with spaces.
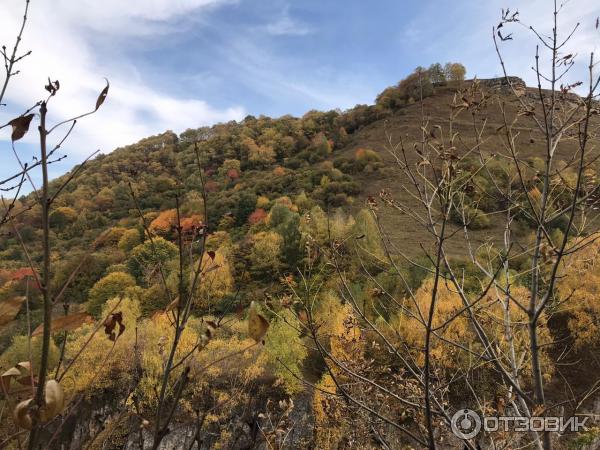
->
xmin=2 ymin=39 xmax=600 ymax=448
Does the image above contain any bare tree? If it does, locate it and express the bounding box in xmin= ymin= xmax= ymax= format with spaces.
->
xmin=291 ymin=3 xmax=600 ymax=449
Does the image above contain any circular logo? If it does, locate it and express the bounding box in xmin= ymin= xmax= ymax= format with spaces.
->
xmin=451 ymin=409 xmax=481 ymax=440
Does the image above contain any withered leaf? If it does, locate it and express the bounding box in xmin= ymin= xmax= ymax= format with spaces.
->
xmin=0 ymin=296 xmax=26 ymax=326
xmin=31 ymin=312 xmax=93 ymax=337
xmin=8 ymin=114 xmax=35 ymax=142
xmin=104 ymin=311 xmax=124 ymax=341
xmin=207 ymin=250 xmax=216 ymax=260
xmin=248 ymin=304 xmax=269 ymax=343
xmin=165 ymin=297 xmax=180 ymax=313
xmin=95 ymin=79 xmax=110 ymax=111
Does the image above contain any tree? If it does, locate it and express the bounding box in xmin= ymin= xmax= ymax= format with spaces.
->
xmin=48 ymin=206 xmax=78 ymax=230
xmin=444 ymin=62 xmax=466 ymax=81
xmin=264 ymin=309 xmax=307 ymax=394
xmin=127 ymin=237 xmax=178 ymax=283
xmin=249 ymin=231 xmax=283 ymax=277
xmin=428 ymin=62 xmax=446 ymax=84
xmin=149 ymin=209 xmax=177 ymax=235
xmin=248 ymin=208 xmax=268 ymax=225
xmin=118 ymin=228 xmax=142 ymax=253
xmin=243 ymin=136 xmax=275 ymax=166
xmin=375 ymin=68 xmax=434 ymax=110
xmin=87 ymin=271 xmax=136 ymax=317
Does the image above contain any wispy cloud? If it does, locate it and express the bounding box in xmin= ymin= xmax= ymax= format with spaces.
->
xmin=0 ymin=0 xmax=245 ymax=164
xmin=264 ymin=9 xmax=313 ymax=36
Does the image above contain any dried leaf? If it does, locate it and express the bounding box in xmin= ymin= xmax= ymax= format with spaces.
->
xmin=43 ymin=379 xmax=64 ymax=420
xmin=1 ymin=367 xmax=22 ymax=393
xmin=95 ymin=79 xmax=109 ymax=111
xmin=16 ymin=361 xmax=31 ymax=373
xmin=2 ymin=367 xmax=21 ymax=378
xmin=104 ymin=311 xmax=124 ymax=341
xmin=8 ymin=114 xmax=35 ymax=142
xmin=165 ymin=297 xmax=179 ymax=313
xmin=31 ymin=312 xmax=93 ymax=337
xmin=207 ymin=250 xmax=216 ymax=260
xmin=13 ymin=399 xmax=33 ymax=429
xmin=0 ymin=296 xmax=26 ymax=326
xmin=248 ymin=303 xmax=269 ymax=343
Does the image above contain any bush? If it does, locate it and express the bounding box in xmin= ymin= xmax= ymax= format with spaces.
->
xmin=118 ymin=228 xmax=141 ymax=253
xmin=376 ymin=68 xmax=434 ymax=110
xmin=127 ymin=237 xmax=178 ymax=283
xmin=87 ymin=272 xmax=137 ymax=317
xmin=264 ymin=309 xmax=307 ymax=394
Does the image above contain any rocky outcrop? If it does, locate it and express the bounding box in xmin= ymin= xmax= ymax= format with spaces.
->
xmin=479 ymin=76 xmax=527 ymax=96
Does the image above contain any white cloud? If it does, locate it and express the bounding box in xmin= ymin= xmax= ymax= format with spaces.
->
xmin=264 ymin=10 xmax=312 ymax=36
xmin=0 ymin=0 xmax=245 ymax=161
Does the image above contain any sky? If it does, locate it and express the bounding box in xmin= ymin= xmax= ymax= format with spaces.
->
xmin=0 ymin=0 xmax=599 ymax=189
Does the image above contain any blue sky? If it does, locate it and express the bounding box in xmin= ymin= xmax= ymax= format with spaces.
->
xmin=0 ymin=0 xmax=599 ymax=188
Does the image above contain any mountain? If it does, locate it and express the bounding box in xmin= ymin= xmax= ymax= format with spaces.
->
xmin=3 ymin=73 xmax=600 ymax=449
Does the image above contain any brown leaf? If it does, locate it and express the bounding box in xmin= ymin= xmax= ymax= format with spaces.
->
xmin=95 ymin=79 xmax=109 ymax=111
xmin=297 ymin=310 xmax=308 ymax=324
xmin=1 ymin=367 xmax=21 ymax=392
xmin=104 ymin=311 xmax=123 ymax=341
xmin=206 ymin=320 xmax=217 ymax=330
xmin=16 ymin=361 xmax=31 ymax=373
xmin=165 ymin=297 xmax=180 ymax=313
xmin=0 ymin=296 xmax=26 ymax=326
xmin=8 ymin=114 xmax=35 ymax=142
xmin=207 ymin=250 xmax=216 ymax=260
xmin=31 ymin=312 xmax=93 ymax=337
xmin=248 ymin=303 xmax=269 ymax=343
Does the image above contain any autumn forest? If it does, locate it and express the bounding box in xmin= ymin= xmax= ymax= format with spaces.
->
xmin=1 ymin=1 xmax=600 ymax=449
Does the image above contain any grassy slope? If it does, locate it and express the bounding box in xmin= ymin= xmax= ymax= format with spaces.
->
xmin=337 ymin=82 xmax=598 ymax=257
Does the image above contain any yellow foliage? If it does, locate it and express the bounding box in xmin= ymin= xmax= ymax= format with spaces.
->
xmin=313 ymin=373 xmax=344 ymax=450
xmin=195 ymin=249 xmax=234 ymax=309
xmin=64 ymin=297 xmax=141 ymax=396
xmin=558 ymin=238 xmax=600 ymax=349
xmin=135 ymin=313 xmax=201 ymax=413
xmin=256 ymin=195 xmax=270 ymax=209
xmin=388 ymin=278 xmax=550 ymax=378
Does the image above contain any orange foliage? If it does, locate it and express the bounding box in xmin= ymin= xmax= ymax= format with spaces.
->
xmin=226 ymin=168 xmax=239 ymax=180
xmin=248 ymin=208 xmax=267 ymax=225
xmin=149 ymin=209 xmax=177 ymax=234
xmin=205 ymin=180 xmax=219 ymax=192
xmin=10 ymin=267 xmax=36 ymax=281
xmin=272 ymin=166 xmax=286 ymax=177
xmin=180 ymin=214 xmax=204 ymax=233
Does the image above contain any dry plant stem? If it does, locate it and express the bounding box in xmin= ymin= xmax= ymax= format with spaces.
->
xmin=27 ymin=101 xmax=51 ymax=450
xmin=150 ymin=144 xmax=209 ymax=450
xmin=0 ymin=0 xmax=30 ymax=106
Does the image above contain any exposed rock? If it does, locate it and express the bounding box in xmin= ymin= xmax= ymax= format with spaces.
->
xmin=479 ymin=76 xmax=527 ymax=96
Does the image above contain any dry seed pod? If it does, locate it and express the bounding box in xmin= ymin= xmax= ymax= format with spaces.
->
xmin=12 ymin=379 xmax=64 ymax=429
xmin=13 ymin=399 xmax=34 ymax=429
xmin=42 ymin=379 xmax=64 ymax=420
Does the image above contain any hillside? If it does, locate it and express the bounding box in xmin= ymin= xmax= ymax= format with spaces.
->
xmin=3 ymin=73 xmax=600 ymax=448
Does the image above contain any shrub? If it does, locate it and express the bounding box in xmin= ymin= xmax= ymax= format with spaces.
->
xmin=354 ymin=148 xmax=381 ymax=163
xmin=118 ymin=228 xmax=141 ymax=253
xmin=264 ymin=309 xmax=307 ymax=394
xmin=127 ymin=237 xmax=178 ymax=283
xmin=87 ymin=272 xmax=137 ymax=317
